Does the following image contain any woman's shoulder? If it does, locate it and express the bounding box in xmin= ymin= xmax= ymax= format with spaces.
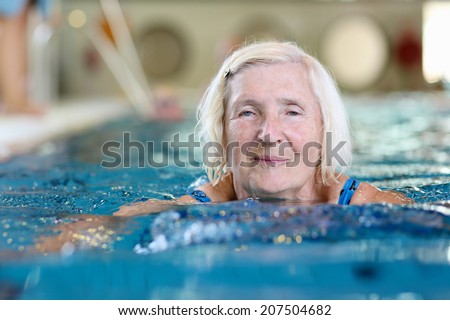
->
xmin=350 ymin=181 xmax=413 ymax=205
xmin=186 ymin=172 xmax=236 ymax=203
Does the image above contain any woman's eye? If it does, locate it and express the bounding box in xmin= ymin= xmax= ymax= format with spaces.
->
xmin=286 ymin=105 xmax=303 ymax=116
xmin=240 ymin=110 xmax=255 ymax=117
xmin=287 ymin=110 xmax=301 ymax=116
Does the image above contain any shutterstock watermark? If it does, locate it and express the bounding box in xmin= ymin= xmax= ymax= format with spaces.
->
xmin=101 ymin=132 xmax=348 ymax=169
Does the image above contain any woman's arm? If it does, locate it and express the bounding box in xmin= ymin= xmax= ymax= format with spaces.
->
xmin=114 ymin=172 xmax=236 ymax=217
xmin=113 ymin=197 xmax=196 ymax=217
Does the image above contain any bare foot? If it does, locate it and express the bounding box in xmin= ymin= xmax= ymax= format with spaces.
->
xmin=2 ymin=100 xmax=47 ymax=116
xmin=152 ymin=86 xmax=184 ymax=122
xmin=155 ymin=102 xmax=184 ymax=122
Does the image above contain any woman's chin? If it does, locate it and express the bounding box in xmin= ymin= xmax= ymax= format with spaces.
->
xmin=247 ymin=182 xmax=288 ymax=198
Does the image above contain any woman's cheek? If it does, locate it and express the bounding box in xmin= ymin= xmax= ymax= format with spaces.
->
xmin=226 ymin=120 xmax=240 ymax=141
xmin=228 ymin=121 xmax=254 ymax=143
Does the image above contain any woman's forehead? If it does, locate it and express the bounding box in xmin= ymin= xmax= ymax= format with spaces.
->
xmin=226 ymin=62 xmax=313 ymax=104
xmin=233 ymin=61 xmax=305 ymax=77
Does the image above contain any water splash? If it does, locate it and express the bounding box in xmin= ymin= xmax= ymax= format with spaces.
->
xmin=134 ymin=200 xmax=450 ymax=255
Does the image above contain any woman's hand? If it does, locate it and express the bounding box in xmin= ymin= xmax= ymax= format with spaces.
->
xmin=35 ymin=214 xmax=127 ymax=254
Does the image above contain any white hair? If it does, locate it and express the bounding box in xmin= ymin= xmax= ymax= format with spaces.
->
xmin=196 ymin=41 xmax=352 ymax=186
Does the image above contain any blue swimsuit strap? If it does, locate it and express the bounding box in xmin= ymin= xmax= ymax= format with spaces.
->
xmin=338 ymin=178 xmax=360 ymax=205
xmin=189 ymin=178 xmax=360 ymax=204
xmin=188 ymin=189 xmax=211 ymax=203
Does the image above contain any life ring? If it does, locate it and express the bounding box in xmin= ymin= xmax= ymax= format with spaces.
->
xmin=395 ymin=30 xmax=422 ymax=70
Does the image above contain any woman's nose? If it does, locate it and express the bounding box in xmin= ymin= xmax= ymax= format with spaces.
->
xmin=257 ymin=116 xmax=283 ymax=144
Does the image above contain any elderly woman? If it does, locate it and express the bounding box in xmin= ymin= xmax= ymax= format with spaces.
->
xmin=35 ymin=41 xmax=413 ymax=252
xmin=115 ymin=41 xmax=412 ymax=217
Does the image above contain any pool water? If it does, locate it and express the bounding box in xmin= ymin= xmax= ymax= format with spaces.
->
xmin=0 ymin=93 xmax=449 ymax=299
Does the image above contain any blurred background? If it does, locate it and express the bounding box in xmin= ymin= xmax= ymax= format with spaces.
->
xmin=2 ymin=0 xmax=450 ymax=160
xmin=52 ymin=0 xmax=447 ymax=101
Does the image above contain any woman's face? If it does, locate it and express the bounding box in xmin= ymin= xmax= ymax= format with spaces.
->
xmin=226 ymin=62 xmax=323 ymax=200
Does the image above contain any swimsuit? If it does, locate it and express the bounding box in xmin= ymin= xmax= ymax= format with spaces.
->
xmin=188 ymin=189 xmax=211 ymax=203
xmin=187 ymin=178 xmax=361 ymax=205
xmin=337 ymin=178 xmax=360 ymax=205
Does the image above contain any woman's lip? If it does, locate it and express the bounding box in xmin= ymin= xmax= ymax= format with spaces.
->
xmin=255 ymin=157 xmax=287 ymax=162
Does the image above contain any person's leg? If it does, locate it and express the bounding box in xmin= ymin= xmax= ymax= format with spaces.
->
xmin=0 ymin=2 xmax=44 ymax=114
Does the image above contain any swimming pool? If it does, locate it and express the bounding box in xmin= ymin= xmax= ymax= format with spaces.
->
xmin=0 ymin=93 xmax=449 ymax=299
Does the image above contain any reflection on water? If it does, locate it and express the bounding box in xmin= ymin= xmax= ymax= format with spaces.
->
xmin=348 ymin=93 xmax=450 ymax=164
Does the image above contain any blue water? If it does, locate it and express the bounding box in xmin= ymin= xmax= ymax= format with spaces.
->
xmin=0 ymin=93 xmax=449 ymax=299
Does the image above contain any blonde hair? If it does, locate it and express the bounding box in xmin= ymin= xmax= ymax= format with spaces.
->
xmin=196 ymin=41 xmax=352 ymax=186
